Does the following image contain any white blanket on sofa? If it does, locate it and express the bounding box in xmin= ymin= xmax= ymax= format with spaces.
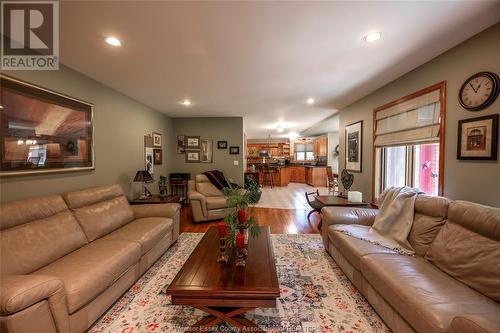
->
xmin=333 ymin=187 xmax=421 ymax=255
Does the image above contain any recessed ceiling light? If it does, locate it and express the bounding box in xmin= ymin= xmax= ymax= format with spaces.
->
xmin=105 ymin=36 xmax=122 ymax=47
xmin=363 ymin=32 xmax=382 ymax=43
xmin=307 ymin=98 xmax=315 ymax=105
xmin=181 ymin=99 xmax=191 ymax=106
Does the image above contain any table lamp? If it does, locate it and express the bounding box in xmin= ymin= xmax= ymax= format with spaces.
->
xmin=134 ymin=170 xmax=153 ymax=199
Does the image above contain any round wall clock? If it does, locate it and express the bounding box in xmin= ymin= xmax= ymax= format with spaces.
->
xmin=459 ymin=71 xmax=500 ymax=111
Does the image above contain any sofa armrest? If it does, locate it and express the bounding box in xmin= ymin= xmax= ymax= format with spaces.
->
xmin=131 ymin=203 xmax=181 ymax=240
xmin=321 ymin=207 xmax=378 ymax=248
xmin=1 ymin=275 xmax=70 ymax=333
xmin=449 ymin=314 xmax=500 ymax=333
xmin=187 ymin=189 xmax=207 ymax=222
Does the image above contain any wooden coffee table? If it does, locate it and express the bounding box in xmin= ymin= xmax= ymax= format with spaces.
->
xmin=166 ymin=226 xmax=280 ymax=332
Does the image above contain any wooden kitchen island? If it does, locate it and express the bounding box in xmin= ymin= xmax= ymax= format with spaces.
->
xmin=246 ymin=165 xmax=327 ymax=187
xmin=256 ymin=166 xmax=290 ymax=187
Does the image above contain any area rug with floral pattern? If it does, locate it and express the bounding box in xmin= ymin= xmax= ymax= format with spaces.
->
xmin=89 ymin=233 xmax=390 ymax=333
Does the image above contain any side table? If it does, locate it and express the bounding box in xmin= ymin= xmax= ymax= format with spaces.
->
xmin=129 ymin=194 xmax=181 ymax=205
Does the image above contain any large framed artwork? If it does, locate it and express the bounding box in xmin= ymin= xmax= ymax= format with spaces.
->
xmin=0 ymin=75 xmax=94 ymax=176
xmin=200 ymin=139 xmax=213 ymax=163
xmin=345 ymin=120 xmax=362 ymax=172
xmin=457 ymin=114 xmax=498 ymax=160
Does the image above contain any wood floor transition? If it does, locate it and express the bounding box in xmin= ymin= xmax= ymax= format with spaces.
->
xmin=179 ymin=206 xmax=321 ymax=234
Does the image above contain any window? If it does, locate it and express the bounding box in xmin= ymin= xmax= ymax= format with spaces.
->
xmin=377 ymin=143 xmax=440 ymax=197
xmin=295 ymin=143 xmax=314 ymax=160
xmin=373 ymin=83 xmax=445 ymax=199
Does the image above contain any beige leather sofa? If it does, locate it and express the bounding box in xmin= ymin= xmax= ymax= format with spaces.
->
xmin=0 ymin=184 xmax=180 ymax=333
xmin=322 ymin=195 xmax=500 ymax=333
xmin=187 ymin=174 xmax=231 ymax=222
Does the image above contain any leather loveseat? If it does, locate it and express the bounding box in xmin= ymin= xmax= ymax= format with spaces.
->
xmin=0 ymin=184 xmax=180 ymax=333
xmin=187 ymin=174 xmax=231 ymax=222
xmin=321 ymin=194 xmax=500 ymax=333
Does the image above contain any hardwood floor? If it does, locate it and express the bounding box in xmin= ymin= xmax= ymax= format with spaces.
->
xmin=179 ymin=206 xmax=321 ymax=234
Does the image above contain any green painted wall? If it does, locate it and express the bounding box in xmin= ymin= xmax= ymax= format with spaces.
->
xmin=339 ymin=23 xmax=500 ymax=207
xmin=171 ymin=117 xmax=245 ymax=184
xmin=1 ymin=65 xmax=174 ymax=202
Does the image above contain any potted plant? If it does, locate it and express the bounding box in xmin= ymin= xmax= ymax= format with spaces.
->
xmin=245 ymin=178 xmax=262 ymax=204
xmin=222 ymin=185 xmax=260 ymax=247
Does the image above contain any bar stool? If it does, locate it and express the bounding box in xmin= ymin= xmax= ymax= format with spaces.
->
xmin=261 ymin=164 xmax=278 ymax=188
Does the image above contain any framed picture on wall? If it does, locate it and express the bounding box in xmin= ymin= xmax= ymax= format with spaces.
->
xmin=177 ymin=135 xmax=185 ymax=154
xmin=229 ymin=146 xmax=240 ymax=155
xmin=145 ymin=147 xmax=154 ymax=175
xmin=186 ymin=136 xmax=200 ymax=149
xmin=153 ymin=149 xmax=162 ymax=165
xmin=152 ymin=132 xmax=162 ymax=147
xmin=0 ymin=75 xmax=94 ymax=176
xmin=457 ymin=114 xmax=498 ymax=160
xmin=217 ymin=141 xmax=227 ymax=149
xmin=345 ymin=120 xmax=363 ymax=172
xmin=185 ymin=150 xmax=200 ymax=163
xmin=200 ymin=139 xmax=213 ymax=163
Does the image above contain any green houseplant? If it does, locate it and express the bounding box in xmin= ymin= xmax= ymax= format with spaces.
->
xmin=245 ymin=178 xmax=262 ymax=204
xmin=222 ymin=185 xmax=260 ymax=247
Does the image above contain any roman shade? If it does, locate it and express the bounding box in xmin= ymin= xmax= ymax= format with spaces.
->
xmin=374 ymin=89 xmax=441 ymax=147
xmin=295 ymin=143 xmax=313 ymax=151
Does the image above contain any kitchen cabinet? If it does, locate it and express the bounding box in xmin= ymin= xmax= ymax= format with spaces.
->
xmin=306 ymin=167 xmax=328 ymax=187
xmin=305 ymin=167 xmax=313 ymax=185
xmin=254 ymin=166 xmax=290 ymax=187
xmin=313 ymin=136 xmax=328 ymax=157
xmin=246 ymin=143 xmax=290 ymax=158
xmin=289 ymin=166 xmax=306 ymax=183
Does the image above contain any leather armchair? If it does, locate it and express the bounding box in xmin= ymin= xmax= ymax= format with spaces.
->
xmin=188 ymin=175 xmax=231 ymax=223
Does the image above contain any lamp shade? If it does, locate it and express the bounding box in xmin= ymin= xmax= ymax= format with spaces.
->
xmin=134 ymin=170 xmax=153 ymax=183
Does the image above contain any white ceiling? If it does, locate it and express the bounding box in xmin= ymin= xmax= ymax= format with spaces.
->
xmin=59 ymin=1 xmax=500 ymax=139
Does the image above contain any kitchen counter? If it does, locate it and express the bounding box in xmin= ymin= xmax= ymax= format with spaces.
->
xmin=246 ymin=165 xmax=328 ymax=187
xmin=246 ymin=166 xmax=290 ymax=187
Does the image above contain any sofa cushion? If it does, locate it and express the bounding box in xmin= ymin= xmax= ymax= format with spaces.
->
xmin=328 ymin=225 xmax=395 ymax=270
xmin=196 ymin=182 xmax=224 ymax=197
xmin=71 ymin=196 xmax=135 ymax=242
xmin=425 ymin=200 xmax=500 ymax=302
xmin=1 ymin=211 xmax=88 ymax=275
xmin=362 ymin=253 xmax=500 ymax=333
xmin=206 ymin=197 xmax=228 ymax=210
xmin=33 ymin=239 xmax=140 ymax=314
xmin=408 ymin=195 xmax=450 ymax=256
xmin=0 ymin=195 xmax=68 ymax=231
xmin=101 ymin=217 xmax=173 ymax=255
xmin=63 ymin=184 xmax=125 ymax=210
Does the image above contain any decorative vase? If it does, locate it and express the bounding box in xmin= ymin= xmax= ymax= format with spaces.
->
xmin=217 ymin=222 xmax=228 ymax=263
xmin=235 ymin=232 xmax=246 ymax=267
